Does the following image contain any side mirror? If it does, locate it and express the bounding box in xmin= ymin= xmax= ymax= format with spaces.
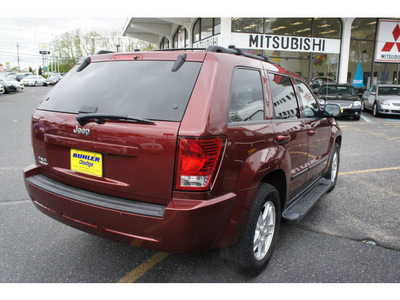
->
xmin=323 ymin=104 xmax=341 ymax=117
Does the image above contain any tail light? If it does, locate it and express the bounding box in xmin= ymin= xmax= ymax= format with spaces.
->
xmin=175 ymin=137 xmax=224 ymax=191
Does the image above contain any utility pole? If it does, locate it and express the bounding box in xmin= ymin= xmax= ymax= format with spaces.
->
xmin=16 ymin=43 xmax=20 ymax=72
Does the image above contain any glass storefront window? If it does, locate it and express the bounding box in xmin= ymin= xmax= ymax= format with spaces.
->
xmin=349 ymin=39 xmax=374 ymax=85
xmin=349 ymin=18 xmax=400 ymax=87
xmin=314 ymin=18 xmax=341 ymax=39
xmin=214 ymin=18 xmax=221 ymax=35
xmin=232 ymin=18 xmax=341 ymax=82
xmin=192 ymin=18 xmax=221 ymax=44
xmin=160 ymin=37 xmax=169 ymax=49
xmin=265 ymin=18 xmax=312 ymax=37
xmin=201 ymin=18 xmax=213 ymax=40
xmin=351 ymin=18 xmax=377 ymax=41
xmin=232 ymin=18 xmax=263 ymax=33
xmin=193 ymin=20 xmax=200 ymax=43
xmin=173 ymin=26 xmax=189 ymax=48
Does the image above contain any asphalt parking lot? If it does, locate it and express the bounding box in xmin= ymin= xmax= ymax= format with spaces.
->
xmin=1 ymin=87 xmax=399 ymax=284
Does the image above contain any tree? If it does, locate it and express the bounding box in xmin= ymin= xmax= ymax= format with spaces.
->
xmin=50 ymin=29 xmax=156 ymax=73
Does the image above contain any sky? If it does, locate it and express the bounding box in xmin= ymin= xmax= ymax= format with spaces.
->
xmin=0 ymin=18 xmax=128 ymax=71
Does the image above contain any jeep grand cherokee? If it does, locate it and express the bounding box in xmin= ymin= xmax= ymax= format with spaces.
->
xmin=24 ymin=46 xmax=341 ymax=273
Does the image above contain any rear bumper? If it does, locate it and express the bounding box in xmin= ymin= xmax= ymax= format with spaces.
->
xmin=23 ymin=164 xmax=237 ymax=254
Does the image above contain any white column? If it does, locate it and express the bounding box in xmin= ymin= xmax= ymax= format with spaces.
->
xmin=218 ymin=18 xmax=232 ymax=47
xmin=338 ymin=18 xmax=355 ymax=83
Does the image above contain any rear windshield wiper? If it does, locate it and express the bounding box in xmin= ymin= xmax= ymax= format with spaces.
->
xmin=76 ymin=113 xmax=155 ymax=126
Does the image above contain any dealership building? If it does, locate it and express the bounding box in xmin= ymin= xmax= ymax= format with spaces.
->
xmin=123 ymin=18 xmax=400 ymax=88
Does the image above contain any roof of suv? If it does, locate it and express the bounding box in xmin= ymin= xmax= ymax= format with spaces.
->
xmin=77 ymin=45 xmax=303 ymax=80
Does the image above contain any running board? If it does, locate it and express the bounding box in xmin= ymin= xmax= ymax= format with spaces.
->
xmin=282 ymin=178 xmax=332 ymax=224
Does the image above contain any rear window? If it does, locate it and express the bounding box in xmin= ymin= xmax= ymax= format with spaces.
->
xmin=38 ymin=60 xmax=202 ymax=122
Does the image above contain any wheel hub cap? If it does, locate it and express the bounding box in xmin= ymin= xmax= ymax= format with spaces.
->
xmin=253 ymin=201 xmax=276 ymax=260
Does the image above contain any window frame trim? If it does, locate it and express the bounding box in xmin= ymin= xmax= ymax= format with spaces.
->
xmin=226 ymin=66 xmax=267 ymax=125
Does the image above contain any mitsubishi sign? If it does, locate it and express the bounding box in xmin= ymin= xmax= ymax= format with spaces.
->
xmin=375 ymin=19 xmax=400 ymax=63
xmin=231 ymin=33 xmax=341 ymax=54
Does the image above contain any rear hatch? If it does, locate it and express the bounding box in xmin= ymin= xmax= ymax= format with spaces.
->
xmin=32 ymin=53 xmax=204 ymax=206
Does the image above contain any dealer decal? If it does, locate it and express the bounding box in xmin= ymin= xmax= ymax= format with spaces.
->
xmin=70 ymin=149 xmax=102 ymax=177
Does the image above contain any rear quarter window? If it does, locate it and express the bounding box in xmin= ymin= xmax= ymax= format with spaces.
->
xmin=227 ymin=68 xmax=265 ymax=123
xmin=38 ymin=60 xmax=202 ymax=122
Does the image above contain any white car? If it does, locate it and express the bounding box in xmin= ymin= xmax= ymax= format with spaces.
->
xmin=8 ymin=79 xmax=24 ymax=91
xmin=21 ymin=75 xmax=48 ymax=87
xmin=362 ymin=84 xmax=400 ymax=117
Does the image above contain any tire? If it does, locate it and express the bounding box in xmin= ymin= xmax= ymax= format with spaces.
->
xmin=324 ymin=143 xmax=340 ymax=192
xmin=34 ymin=81 xmax=38 ymax=87
xmin=372 ymin=102 xmax=379 ymax=117
xmin=224 ymin=183 xmax=281 ymax=275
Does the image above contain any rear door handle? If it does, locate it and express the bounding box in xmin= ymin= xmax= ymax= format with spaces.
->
xmin=275 ymin=135 xmax=291 ymax=144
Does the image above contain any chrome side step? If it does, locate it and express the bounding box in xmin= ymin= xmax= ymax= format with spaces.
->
xmin=282 ymin=178 xmax=332 ymax=224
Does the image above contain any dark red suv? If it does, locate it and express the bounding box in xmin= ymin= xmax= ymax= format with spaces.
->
xmin=24 ymin=46 xmax=341 ymax=273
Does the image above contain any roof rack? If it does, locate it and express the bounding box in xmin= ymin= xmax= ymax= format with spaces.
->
xmin=134 ymin=46 xmax=280 ymax=65
xmin=206 ymin=45 xmax=280 ymax=66
xmin=153 ymin=48 xmax=207 ymax=52
xmin=96 ymin=50 xmax=114 ymax=55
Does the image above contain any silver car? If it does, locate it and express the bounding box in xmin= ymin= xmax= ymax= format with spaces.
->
xmin=21 ymin=75 xmax=48 ymax=87
xmin=362 ymin=84 xmax=400 ymax=117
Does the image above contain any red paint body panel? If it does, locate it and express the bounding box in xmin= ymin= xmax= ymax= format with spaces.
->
xmin=24 ymin=49 xmax=342 ymax=254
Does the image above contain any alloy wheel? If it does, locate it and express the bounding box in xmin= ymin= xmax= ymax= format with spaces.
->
xmin=331 ymin=151 xmax=338 ymax=182
xmin=253 ymin=201 xmax=276 ymax=261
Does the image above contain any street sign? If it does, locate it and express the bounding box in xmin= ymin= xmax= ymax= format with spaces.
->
xmin=39 ymin=43 xmax=50 ymax=55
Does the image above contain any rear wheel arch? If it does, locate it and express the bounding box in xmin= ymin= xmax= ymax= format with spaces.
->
xmin=260 ymin=169 xmax=287 ymax=212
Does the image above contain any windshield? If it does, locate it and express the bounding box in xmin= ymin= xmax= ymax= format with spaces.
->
xmin=319 ymin=86 xmax=356 ymax=97
xmin=38 ymin=60 xmax=202 ymax=122
xmin=379 ymin=86 xmax=400 ymax=96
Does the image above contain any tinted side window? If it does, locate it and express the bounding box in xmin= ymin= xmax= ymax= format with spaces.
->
xmin=228 ymin=68 xmax=265 ymax=123
xmin=296 ymin=80 xmax=320 ymax=118
xmin=268 ymin=73 xmax=299 ymax=119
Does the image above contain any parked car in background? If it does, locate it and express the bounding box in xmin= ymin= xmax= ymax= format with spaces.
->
xmin=316 ymin=83 xmax=362 ymax=120
xmin=362 ymin=84 xmax=400 ymax=117
xmin=6 ymin=74 xmax=24 ymax=81
xmin=0 ymin=78 xmax=19 ymax=93
xmin=21 ymin=75 xmax=48 ymax=87
xmin=45 ymin=74 xmax=62 ymax=85
xmin=310 ymin=76 xmax=336 ymax=93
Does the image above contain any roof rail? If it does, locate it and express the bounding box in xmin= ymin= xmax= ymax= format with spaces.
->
xmin=206 ymin=45 xmax=280 ymax=66
xmin=153 ymin=48 xmax=206 ymax=52
xmin=97 ymin=50 xmax=114 ymax=54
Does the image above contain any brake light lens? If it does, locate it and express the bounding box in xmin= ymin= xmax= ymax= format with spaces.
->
xmin=176 ymin=137 xmax=224 ymax=191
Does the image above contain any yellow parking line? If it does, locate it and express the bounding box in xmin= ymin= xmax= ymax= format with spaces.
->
xmin=340 ymin=166 xmax=400 ymax=176
xmin=118 ymin=252 xmax=169 ymax=283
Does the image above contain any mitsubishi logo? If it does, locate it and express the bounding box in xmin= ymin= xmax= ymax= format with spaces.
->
xmin=381 ymin=24 xmax=400 ymax=52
